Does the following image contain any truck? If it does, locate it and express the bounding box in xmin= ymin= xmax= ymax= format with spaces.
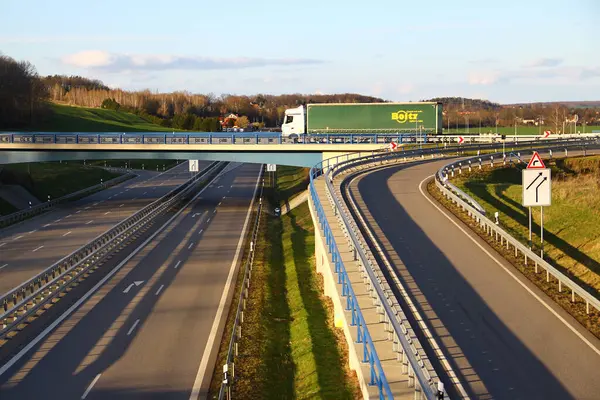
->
xmin=281 ymin=102 xmax=443 ymax=138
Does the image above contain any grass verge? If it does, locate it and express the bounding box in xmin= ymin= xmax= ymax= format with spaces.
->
xmin=209 ymin=168 xmax=360 ymax=399
xmin=427 ymin=163 xmax=600 ymax=339
xmin=0 ymin=162 xmax=121 ymax=202
xmin=452 ymin=156 xmax=600 ymax=292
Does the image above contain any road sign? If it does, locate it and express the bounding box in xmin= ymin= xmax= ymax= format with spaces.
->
xmin=522 ymin=169 xmax=551 ymax=206
xmin=189 ymin=160 xmax=199 ymax=172
xmin=543 ymin=130 xmax=551 ymax=138
xmin=389 ymin=141 xmax=398 ymax=151
xmin=266 ymin=164 xmax=276 ymax=172
xmin=458 ymin=136 xmax=464 ymax=145
xmin=526 ymin=151 xmax=546 ymax=169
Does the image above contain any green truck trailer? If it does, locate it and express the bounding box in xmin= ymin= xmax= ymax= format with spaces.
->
xmin=281 ymin=102 xmax=443 ymax=137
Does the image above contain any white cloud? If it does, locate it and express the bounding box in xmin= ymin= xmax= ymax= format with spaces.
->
xmin=61 ymin=50 xmax=323 ymax=73
xmin=62 ymin=50 xmax=116 ymax=68
xmin=526 ymin=58 xmax=564 ymax=68
xmin=468 ymin=72 xmax=500 ymax=85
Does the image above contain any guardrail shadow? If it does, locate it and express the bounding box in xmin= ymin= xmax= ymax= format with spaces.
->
xmin=0 ymin=166 xmax=257 ymax=399
xmin=348 ymin=160 xmax=574 ymax=400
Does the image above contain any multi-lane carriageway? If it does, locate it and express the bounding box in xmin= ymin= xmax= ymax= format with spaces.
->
xmin=0 ymin=161 xmax=262 ymax=399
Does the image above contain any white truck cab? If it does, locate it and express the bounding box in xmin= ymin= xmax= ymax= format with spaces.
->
xmin=281 ymin=105 xmax=306 ymax=138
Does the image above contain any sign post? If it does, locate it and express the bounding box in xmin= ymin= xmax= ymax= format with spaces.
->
xmin=522 ymin=151 xmax=551 ymax=257
xmin=267 ymin=164 xmax=277 ymax=188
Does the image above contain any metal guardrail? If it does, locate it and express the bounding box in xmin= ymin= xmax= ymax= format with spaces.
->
xmin=435 ymin=141 xmax=600 ymax=317
xmin=218 ymin=166 xmax=264 ymax=400
xmin=308 ymin=135 xmax=600 ymax=399
xmin=0 ymin=172 xmax=135 ymax=229
xmin=0 ymin=162 xmax=224 ymax=339
xmin=309 ymin=168 xmax=395 ymax=398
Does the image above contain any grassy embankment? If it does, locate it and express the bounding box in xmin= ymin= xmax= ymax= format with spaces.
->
xmin=209 ymin=166 xmax=360 ymax=399
xmin=26 ymin=103 xmax=176 ymax=132
xmin=0 ymin=198 xmax=17 ymax=215
xmin=429 ymin=155 xmax=600 ymax=336
xmin=0 ymin=163 xmax=121 ymax=208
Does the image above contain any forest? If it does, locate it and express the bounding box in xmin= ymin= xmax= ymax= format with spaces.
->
xmin=1 ymin=54 xmax=599 ymax=132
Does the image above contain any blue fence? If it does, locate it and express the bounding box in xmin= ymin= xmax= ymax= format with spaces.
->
xmin=309 ymin=159 xmax=394 ymax=399
xmin=0 ymin=132 xmax=427 ymax=146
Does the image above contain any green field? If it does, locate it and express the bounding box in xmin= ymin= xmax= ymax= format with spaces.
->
xmin=0 ymin=162 xmax=121 ymax=203
xmin=443 ymin=125 xmax=600 ymax=136
xmin=452 ymin=156 xmax=600 ymax=292
xmin=26 ymin=103 xmax=175 ymax=132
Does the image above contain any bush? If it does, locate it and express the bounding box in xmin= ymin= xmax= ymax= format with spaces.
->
xmin=101 ymin=98 xmax=120 ymax=111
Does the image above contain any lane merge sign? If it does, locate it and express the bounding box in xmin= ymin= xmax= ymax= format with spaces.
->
xmin=189 ymin=160 xmax=199 ymax=172
xmin=526 ymin=151 xmax=546 ymax=169
xmin=522 ymin=152 xmax=551 ymax=206
xmin=266 ymin=164 xmax=277 ymax=172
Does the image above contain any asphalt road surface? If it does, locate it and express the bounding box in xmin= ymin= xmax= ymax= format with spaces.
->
xmin=347 ymin=156 xmax=600 ymax=399
xmin=0 ymin=162 xmax=261 ymax=399
xmin=0 ymin=161 xmax=211 ymax=295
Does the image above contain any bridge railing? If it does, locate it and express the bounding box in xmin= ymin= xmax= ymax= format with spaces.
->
xmin=435 ymin=140 xmax=600 ymax=317
xmin=2 ymin=131 xmax=597 ymax=147
xmin=309 ymin=135 xmax=600 ymax=399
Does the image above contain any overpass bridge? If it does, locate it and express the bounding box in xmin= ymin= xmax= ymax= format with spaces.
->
xmin=2 ymin=131 xmax=595 ymax=167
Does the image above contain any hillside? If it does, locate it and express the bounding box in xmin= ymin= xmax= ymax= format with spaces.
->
xmin=29 ymin=103 xmax=175 ymax=132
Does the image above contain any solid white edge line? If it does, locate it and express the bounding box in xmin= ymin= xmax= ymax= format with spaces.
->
xmin=0 ymin=162 xmax=226 ymax=380
xmin=418 ymin=175 xmax=600 ymax=357
xmin=81 ymin=373 xmax=102 ymax=399
xmin=155 ymin=284 xmax=165 ymax=296
xmin=127 ymin=319 xmax=140 ymax=336
xmin=188 ymin=166 xmax=261 ymax=400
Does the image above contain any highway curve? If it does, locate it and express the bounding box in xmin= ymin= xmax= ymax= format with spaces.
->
xmin=345 ymin=158 xmax=600 ymax=400
xmin=0 ymin=162 xmax=261 ymax=399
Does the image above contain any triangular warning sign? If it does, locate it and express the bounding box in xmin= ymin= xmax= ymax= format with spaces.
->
xmin=526 ymin=151 xmax=546 ymax=169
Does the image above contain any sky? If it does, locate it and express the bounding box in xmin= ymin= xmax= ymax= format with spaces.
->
xmin=1 ymin=0 xmax=599 ymax=103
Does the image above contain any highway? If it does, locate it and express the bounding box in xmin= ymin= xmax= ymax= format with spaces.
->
xmin=0 ymin=162 xmax=261 ymax=399
xmin=346 ymin=158 xmax=600 ymax=399
xmin=0 ymin=161 xmax=210 ymax=294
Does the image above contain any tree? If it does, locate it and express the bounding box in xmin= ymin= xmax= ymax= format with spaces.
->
xmin=236 ymin=116 xmax=250 ymax=128
xmin=0 ymin=55 xmax=48 ymax=128
xmin=548 ymin=105 xmax=568 ymax=134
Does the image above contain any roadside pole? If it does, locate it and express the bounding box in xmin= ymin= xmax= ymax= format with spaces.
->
xmin=540 ymin=206 xmax=544 ymax=258
xmin=529 ymin=207 xmax=532 ymax=249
